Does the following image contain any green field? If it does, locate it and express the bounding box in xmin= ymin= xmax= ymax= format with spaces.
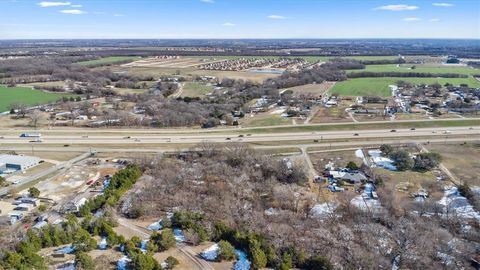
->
xmin=76 ymin=56 xmax=141 ymax=66
xmin=242 ymin=114 xmax=291 ymax=127
xmin=181 ymin=82 xmax=214 ymax=97
xmin=331 ymin=77 xmax=480 ymax=97
xmin=348 ymin=64 xmax=480 ymax=76
xmin=0 ymin=86 xmax=72 ymax=112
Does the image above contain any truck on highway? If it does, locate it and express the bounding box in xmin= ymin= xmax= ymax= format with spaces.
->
xmin=20 ymin=132 xmax=42 ymax=138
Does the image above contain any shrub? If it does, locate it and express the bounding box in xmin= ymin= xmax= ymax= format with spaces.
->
xmin=165 ymin=256 xmax=179 ymax=269
xmin=127 ymin=205 xmax=145 ymax=219
xmin=28 ymin=187 xmax=40 ymax=198
xmin=217 ymin=240 xmax=236 ymax=261
xmin=380 ymin=144 xmax=394 ymax=156
xmin=389 ymin=150 xmax=413 ymax=171
xmin=75 ymin=252 xmax=95 ymax=270
xmin=413 ymin=152 xmax=441 ymax=171
xmin=151 ymin=229 xmax=176 ymax=251
xmin=38 ymin=204 xmax=47 ymax=212
xmin=346 ymin=161 xmax=359 ymax=170
xmin=250 ymin=240 xmax=267 ymax=269
xmin=302 ymin=255 xmax=333 ymax=270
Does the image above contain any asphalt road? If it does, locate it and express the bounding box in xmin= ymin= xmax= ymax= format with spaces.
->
xmin=0 ymin=126 xmax=478 ymax=146
xmin=0 ymin=117 xmax=478 ymax=135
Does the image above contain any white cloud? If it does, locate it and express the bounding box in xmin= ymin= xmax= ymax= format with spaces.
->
xmin=433 ymin=3 xmax=454 ymax=7
xmin=268 ymin=15 xmax=286 ymax=20
xmin=60 ymin=9 xmax=85 ymax=14
xmin=222 ymin=22 xmax=236 ymax=26
xmin=429 ymin=18 xmax=441 ymax=22
xmin=200 ymin=0 xmax=214 ymax=3
xmin=114 ymin=14 xmax=124 ymax=17
xmin=403 ymin=17 xmax=421 ymax=21
xmin=37 ymin=1 xmax=71 ymax=7
xmin=70 ymin=4 xmax=82 ymax=8
xmin=375 ymin=4 xmax=419 ymax=11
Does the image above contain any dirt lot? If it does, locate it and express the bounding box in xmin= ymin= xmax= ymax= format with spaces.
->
xmin=394 ymin=113 xmax=430 ymax=121
xmin=16 ymin=151 xmax=84 ymax=162
xmin=310 ymin=149 xmax=363 ymax=172
xmin=287 ymin=82 xmax=335 ymax=96
xmin=374 ymin=168 xmax=444 ymax=201
xmin=426 ymin=143 xmax=480 ymax=186
xmin=309 ymin=101 xmax=353 ymax=123
xmin=353 ymin=113 xmax=389 ymax=122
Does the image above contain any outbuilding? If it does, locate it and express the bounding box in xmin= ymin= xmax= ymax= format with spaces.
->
xmin=0 ymin=154 xmax=40 ymax=172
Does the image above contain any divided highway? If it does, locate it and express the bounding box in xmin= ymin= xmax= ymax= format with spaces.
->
xmin=0 ymin=126 xmax=478 ymax=145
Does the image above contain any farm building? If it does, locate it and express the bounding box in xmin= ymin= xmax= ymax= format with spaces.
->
xmin=0 ymin=154 xmax=40 ymax=172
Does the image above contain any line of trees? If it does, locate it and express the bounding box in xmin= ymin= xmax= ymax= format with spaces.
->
xmin=348 ymin=71 xmax=468 ymax=79
xmin=79 ymin=164 xmax=142 ymax=216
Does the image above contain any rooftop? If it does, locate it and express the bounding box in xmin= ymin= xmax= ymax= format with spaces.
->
xmin=0 ymin=154 xmax=40 ymax=165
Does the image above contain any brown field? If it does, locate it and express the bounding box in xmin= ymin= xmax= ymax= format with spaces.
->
xmin=309 ymin=101 xmax=353 ymax=123
xmin=18 ymin=81 xmax=66 ymax=88
xmin=309 ymin=149 xmax=363 ymax=173
xmin=426 ymin=143 xmax=480 ymax=186
xmin=16 ymin=151 xmax=84 ymax=161
xmin=286 ymin=82 xmax=335 ymax=96
xmin=116 ymin=66 xmax=277 ymax=83
xmin=373 ymin=168 xmax=444 ymax=201
xmin=394 ymin=113 xmax=430 ymax=121
xmin=353 ymin=113 xmax=389 ymax=122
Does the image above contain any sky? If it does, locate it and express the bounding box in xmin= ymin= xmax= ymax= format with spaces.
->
xmin=0 ymin=0 xmax=479 ymax=39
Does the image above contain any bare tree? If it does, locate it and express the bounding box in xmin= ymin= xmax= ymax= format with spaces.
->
xmin=10 ymin=103 xmax=28 ymax=118
xmin=27 ymin=110 xmax=44 ymax=128
xmin=62 ymin=102 xmax=77 ymax=126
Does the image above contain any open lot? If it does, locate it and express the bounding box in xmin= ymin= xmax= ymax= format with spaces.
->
xmin=330 ymin=77 xmax=480 ymax=97
xmin=310 ymin=100 xmax=353 ymax=123
xmin=76 ymin=56 xmax=142 ymax=66
xmin=286 ymin=82 xmax=335 ymax=96
xmin=18 ymin=81 xmax=66 ymax=88
xmin=180 ymin=82 xmax=214 ymax=97
xmin=117 ymin=66 xmax=276 ymax=82
xmin=0 ymin=86 xmax=72 ymax=112
xmin=241 ymin=112 xmax=292 ymax=127
xmin=348 ymin=64 xmax=480 ymax=76
xmin=426 ymin=143 xmax=480 ymax=186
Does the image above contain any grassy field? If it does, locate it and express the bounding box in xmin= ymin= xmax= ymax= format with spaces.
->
xmin=348 ymin=64 xmax=480 ymax=76
xmin=241 ymin=114 xmax=292 ymax=127
xmin=287 ymin=82 xmax=335 ymax=95
xmin=181 ymin=82 xmax=213 ymax=97
xmin=18 ymin=81 xmax=66 ymax=88
xmin=76 ymin=56 xmax=141 ymax=66
xmin=426 ymin=143 xmax=480 ymax=186
xmin=0 ymin=86 xmax=73 ymax=112
xmin=331 ymin=77 xmax=480 ymax=97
